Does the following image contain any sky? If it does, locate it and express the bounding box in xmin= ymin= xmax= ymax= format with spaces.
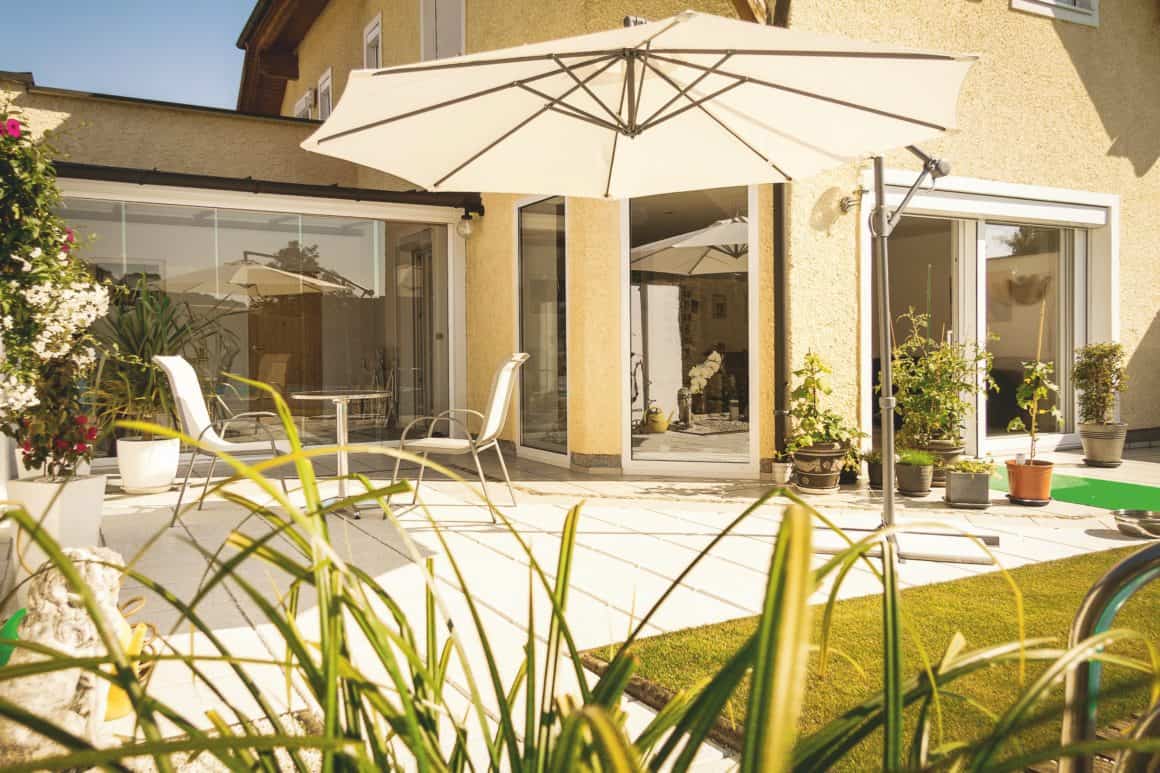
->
xmin=2 ymin=1 xmax=254 ymax=109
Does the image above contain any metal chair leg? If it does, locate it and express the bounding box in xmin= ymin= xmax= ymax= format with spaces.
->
xmin=198 ymin=455 xmax=219 ymax=511
xmin=389 ymin=449 xmax=404 ymax=509
xmin=469 ymin=445 xmax=496 ymax=523
xmin=411 ymin=452 xmax=429 ymax=505
xmin=171 ymin=448 xmax=200 ymax=527
xmin=493 ymin=443 xmax=517 ymax=507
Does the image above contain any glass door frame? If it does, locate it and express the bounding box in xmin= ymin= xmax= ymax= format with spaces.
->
xmin=618 ymin=185 xmax=763 ymax=478
xmin=514 ymin=195 xmax=570 ymax=466
xmin=858 ymin=170 xmax=1114 ymax=460
xmin=56 ymin=176 xmax=469 ymax=453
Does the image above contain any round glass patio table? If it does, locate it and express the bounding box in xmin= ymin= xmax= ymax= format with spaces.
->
xmin=292 ymin=389 xmax=393 ymax=517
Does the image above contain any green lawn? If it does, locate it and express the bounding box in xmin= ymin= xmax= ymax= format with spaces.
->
xmin=594 ymin=545 xmax=1160 ymax=769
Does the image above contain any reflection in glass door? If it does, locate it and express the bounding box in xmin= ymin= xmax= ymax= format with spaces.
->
xmin=985 ymin=223 xmax=1071 ymax=436
xmin=518 ymin=197 xmax=568 ymax=455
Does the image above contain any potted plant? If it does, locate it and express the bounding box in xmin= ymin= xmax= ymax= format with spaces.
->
xmin=945 ymin=458 xmax=996 ymax=509
xmin=890 ymin=310 xmax=995 ymax=487
xmin=767 ymin=450 xmax=793 ymax=486
xmin=839 ymin=447 xmax=860 ymax=485
xmin=864 ymin=448 xmax=884 ymax=491
xmin=94 ymin=280 xmax=236 ymax=493
xmin=786 ymin=352 xmax=862 ymax=494
xmin=1073 ymin=342 xmax=1128 ymax=468
xmin=0 ymin=109 xmax=110 ymax=601
xmin=896 ymin=448 xmax=935 ymax=497
xmin=1006 ymin=358 xmax=1061 ymax=505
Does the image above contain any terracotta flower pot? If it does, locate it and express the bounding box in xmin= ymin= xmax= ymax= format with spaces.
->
xmin=791 ymin=443 xmax=845 ymax=494
xmin=1007 ymin=460 xmax=1054 ymax=504
xmin=896 ymin=464 xmax=933 ymax=497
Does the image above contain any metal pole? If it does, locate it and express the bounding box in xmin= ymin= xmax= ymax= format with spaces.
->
xmin=872 ymin=155 xmax=897 ymax=530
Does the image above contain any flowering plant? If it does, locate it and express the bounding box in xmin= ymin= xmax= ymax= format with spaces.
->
xmin=0 ymin=106 xmax=108 ymax=479
xmin=687 ymin=350 xmax=722 ymax=394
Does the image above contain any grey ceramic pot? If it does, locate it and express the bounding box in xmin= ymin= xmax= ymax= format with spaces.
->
xmin=1078 ymin=423 xmax=1127 ymax=468
xmin=896 ymin=463 xmax=933 ymax=497
xmin=923 ymin=439 xmax=965 ymax=488
xmin=945 ymin=470 xmax=991 ymax=508
xmin=791 ymin=443 xmax=846 ymax=494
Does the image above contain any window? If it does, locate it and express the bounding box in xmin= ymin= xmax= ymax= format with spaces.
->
xmin=421 ymin=0 xmax=464 ymax=61
xmin=1011 ymin=0 xmax=1099 ymax=27
xmin=712 ymin=294 xmax=727 ymax=320
xmin=293 ymin=91 xmax=313 ymax=120
xmin=363 ymin=14 xmax=382 ymax=69
xmin=317 ymin=68 xmax=333 ymax=120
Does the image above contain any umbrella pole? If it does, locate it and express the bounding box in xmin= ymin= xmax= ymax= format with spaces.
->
xmin=870 ymin=152 xmax=1001 ymax=563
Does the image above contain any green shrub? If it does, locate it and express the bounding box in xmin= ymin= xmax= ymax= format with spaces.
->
xmin=897 ymin=448 xmax=935 ymax=467
xmin=950 ymin=458 xmax=997 ymax=475
xmin=1073 ymin=342 xmax=1127 ymax=425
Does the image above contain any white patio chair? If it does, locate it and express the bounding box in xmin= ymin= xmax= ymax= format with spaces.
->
xmin=392 ymin=353 xmax=529 ymax=517
xmin=154 ymin=355 xmax=291 ymax=526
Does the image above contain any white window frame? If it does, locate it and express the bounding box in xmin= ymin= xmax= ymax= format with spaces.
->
xmin=293 ymin=91 xmax=313 ymax=120
xmin=513 ymin=195 xmax=570 ymax=467
xmin=619 ymin=186 xmax=763 ymax=478
xmin=1011 ymin=0 xmax=1099 ymax=27
xmin=316 ymin=68 xmax=333 ymax=120
xmin=858 ymin=171 xmax=1118 ymax=459
xmin=363 ymin=14 xmax=382 ymax=69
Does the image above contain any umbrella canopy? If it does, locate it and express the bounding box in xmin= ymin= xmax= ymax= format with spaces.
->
xmin=166 ymin=260 xmax=350 ymax=299
xmin=630 ymin=215 xmax=747 ymax=276
xmin=303 ymin=11 xmax=975 ymax=198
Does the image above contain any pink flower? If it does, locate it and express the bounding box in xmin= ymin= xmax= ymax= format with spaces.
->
xmin=85 ymin=426 xmax=99 ymax=441
xmin=54 ymin=438 xmax=69 ymax=450
xmin=65 ymin=228 xmax=75 ymax=244
xmin=4 ymin=118 xmax=21 ymax=138
xmin=74 ymin=442 xmax=88 ymax=453
xmin=74 ymin=414 xmax=89 ymax=425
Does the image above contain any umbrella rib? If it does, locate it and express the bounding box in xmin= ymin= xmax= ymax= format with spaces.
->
xmin=433 ymin=55 xmax=624 ymax=189
xmin=516 ymin=83 xmax=623 ymax=132
xmin=316 ymin=53 xmax=615 ymax=145
xmin=647 ymin=48 xmax=967 ymax=61
xmin=550 ymin=53 xmax=626 ymax=131
xmin=646 ymin=51 xmax=949 ymax=132
xmin=687 ymin=247 xmax=715 ymax=276
xmin=604 ymin=64 xmax=631 ymax=198
xmin=636 ymin=51 xmax=733 ymax=131
xmin=639 ymin=57 xmax=793 ymax=181
xmin=635 ymin=78 xmax=746 ymax=134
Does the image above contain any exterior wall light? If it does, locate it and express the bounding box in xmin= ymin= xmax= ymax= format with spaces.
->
xmin=455 ymin=214 xmax=474 ymax=239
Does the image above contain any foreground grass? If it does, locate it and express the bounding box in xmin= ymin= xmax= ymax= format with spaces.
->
xmin=595 ymin=544 xmax=1159 ymax=769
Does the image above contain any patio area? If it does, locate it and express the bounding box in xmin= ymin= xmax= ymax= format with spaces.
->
xmin=2 ymin=445 xmax=1154 ymax=763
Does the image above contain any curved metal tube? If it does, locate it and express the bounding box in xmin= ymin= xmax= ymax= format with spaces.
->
xmin=1060 ymin=542 xmax=1160 ymax=773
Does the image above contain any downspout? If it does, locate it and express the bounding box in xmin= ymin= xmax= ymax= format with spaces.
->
xmin=769 ymin=0 xmax=791 ymax=454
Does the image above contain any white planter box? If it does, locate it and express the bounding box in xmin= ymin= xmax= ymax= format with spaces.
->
xmin=3 ymin=475 xmax=106 ymax=612
xmin=116 ymin=437 xmax=179 ymax=494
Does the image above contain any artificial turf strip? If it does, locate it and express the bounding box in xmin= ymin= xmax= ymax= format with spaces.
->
xmin=594 ymin=545 xmax=1160 ymax=770
xmin=991 ymin=465 xmax=1160 ymax=511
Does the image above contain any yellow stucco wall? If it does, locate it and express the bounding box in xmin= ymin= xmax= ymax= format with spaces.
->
xmin=2 ymin=80 xmax=359 ymax=187
xmin=784 ymin=0 xmax=1160 ymax=433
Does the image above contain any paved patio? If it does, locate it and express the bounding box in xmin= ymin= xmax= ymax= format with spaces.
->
xmin=1 ymin=446 xmax=1156 ymax=765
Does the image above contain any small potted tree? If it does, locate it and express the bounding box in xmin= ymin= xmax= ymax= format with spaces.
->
xmin=1073 ymin=342 xmax=1128 ymax=468
xmin=896 ymin=448 xmax=935 ymax=497
xmin=945 ymin=458 xmax=996 ymax=509
xmin=94 ymin=280 xmax=237 ymax=493
xmin=786 ymin=351 xmax=862 ymax=494
xmin=890 ymin=310 xmax=995 ymax=487
xmin=1006 ymin=358 xmax=1060 ymax=505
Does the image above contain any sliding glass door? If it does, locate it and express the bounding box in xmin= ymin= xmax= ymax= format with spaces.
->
xmin=517 ymin=197 xmax=568 ymax=456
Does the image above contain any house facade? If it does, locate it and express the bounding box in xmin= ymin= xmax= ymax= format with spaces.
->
xmin=4 ymin=0 xmax=1157 ymax=478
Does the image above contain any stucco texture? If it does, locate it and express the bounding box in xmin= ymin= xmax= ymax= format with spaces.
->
xmin=783 ymin=0 xmax=1160 ymax=432
xmin=2 ymin=80 xmax=359 ymax=187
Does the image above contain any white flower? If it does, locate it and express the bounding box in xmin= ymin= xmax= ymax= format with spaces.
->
xmin=14 ymin=256 xmax=31 ymax=272
xmin=0 ymin=372 xmax=39 ymax=416
xmin=26 ymin=280 xmax=109 ymax=361
xmin=0 ymin=315 xmax=12 ymax=330
xmin=29 ymin=247 xmax=42 ymax=259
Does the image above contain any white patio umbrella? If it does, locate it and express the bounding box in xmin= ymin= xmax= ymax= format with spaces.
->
xmin=166 ymin=260 xmax=350 ymax=299
xmin=302 ymin=11 xmax=979 ymax=549
xmin=302 ymin=11 xmax=973 ymax=199
xmin=630 ymin=216 xmax=747 ymax=276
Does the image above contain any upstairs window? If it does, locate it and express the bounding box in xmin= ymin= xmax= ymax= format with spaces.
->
xmin=364 ymin=14 xmax=382 ymax=69
xmin=1011 ymin=0 xmax=1099 ymax=26
xmin=317 ymin=68 xmax=333 ymax=120
xmin=293 ymin=91 xmax=313 ymax=120
xmin=421 ymin=0 xmax=464 ymax=61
